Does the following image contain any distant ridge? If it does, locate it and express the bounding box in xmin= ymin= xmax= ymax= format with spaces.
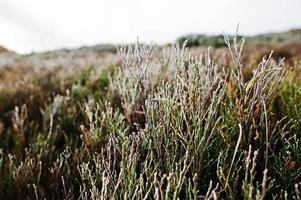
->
xmin=250 ymin=28 xmax=301 ymax=43
xmin=3 ymin=28 xmax=301 ymax=54
xmin=0 ymin=45 xmax=9 ymax=54
xmin=177 ymin=28 xmax=301 ymax=47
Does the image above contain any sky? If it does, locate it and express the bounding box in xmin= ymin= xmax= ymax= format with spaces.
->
xmin=0 ymin=0 xmax=301 ymax=54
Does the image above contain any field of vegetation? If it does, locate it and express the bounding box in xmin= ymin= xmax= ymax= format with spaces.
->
xmin=0 ymin=29 xmax=301 ymax=199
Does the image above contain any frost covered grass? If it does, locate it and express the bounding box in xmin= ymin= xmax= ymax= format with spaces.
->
xmin=0 ymin=36 xmax=300 ymax=199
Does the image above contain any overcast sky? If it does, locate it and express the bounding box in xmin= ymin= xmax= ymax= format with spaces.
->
xmin=0 ymin=0 xmax=301 ymax=54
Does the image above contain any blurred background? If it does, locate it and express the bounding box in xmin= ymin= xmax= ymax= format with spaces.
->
xmin=1 ymin=0 xmax=301 ymax=54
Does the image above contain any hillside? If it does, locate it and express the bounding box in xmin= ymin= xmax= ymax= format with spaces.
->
xmin=177 ymin=28 xmax=301 ymax=47
xmin=1 ymin=29 xmax=301 ymax=85
xmin=251 ymin=28 xmax=301 ymax=43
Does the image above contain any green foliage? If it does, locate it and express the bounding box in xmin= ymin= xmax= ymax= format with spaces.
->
xmin=71 ymin=83 xmax=90 ymax=101
xmin=177 ymin=34 xmax=231 ymax=48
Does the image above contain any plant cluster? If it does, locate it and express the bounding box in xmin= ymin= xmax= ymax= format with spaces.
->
xmin=0 ymin=36 xmax=300 ymax=199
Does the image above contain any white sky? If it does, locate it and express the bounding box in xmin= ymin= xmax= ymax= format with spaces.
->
xmin=0 ymin=0 xmax=300 ymax=54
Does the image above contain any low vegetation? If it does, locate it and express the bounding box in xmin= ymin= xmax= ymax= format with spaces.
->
xmin=0 ymin=32 xmax=300 ymax=199
xmin=177 ymin=34 xmax=229 ymax=48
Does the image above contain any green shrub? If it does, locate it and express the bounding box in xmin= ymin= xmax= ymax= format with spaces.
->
xmin=178 ymin=34 xmax=233 ymax=48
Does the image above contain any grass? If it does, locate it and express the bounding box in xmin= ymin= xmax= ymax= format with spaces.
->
xmin=0 ymin=35 xmax=300 ymax=199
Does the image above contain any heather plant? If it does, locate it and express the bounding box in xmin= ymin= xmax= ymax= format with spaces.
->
xmin=74 ymin=36 xmax=300 ymax=199
xmin=0 ymin=34 xmax=300 ymax=199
